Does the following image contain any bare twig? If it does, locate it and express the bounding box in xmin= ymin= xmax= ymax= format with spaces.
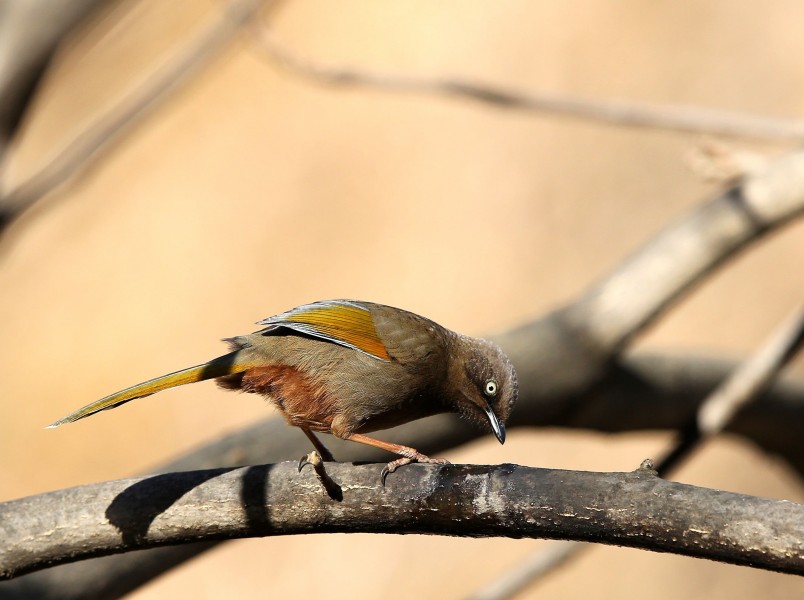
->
xmin=4 ymin=1 xmax=801 ymax=238
xmin=0 ymin=0 xmax=274 ymax=236
xmin=658 ymin=303 xmax=804 ymax=475
xmin=469 ymin=541 xmax=581 ymax=600
xmin=250 ymin=25 xmax=804 ymax=142
xmin=2 ymin=462 xmax=803 ymax=581
xmin=686 ymin=138 xmax=771 ymax=184
xmin=471 ymin=304 xmax=804 ymax=600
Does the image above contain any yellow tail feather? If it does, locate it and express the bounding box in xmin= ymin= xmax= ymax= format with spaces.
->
xmin=48 ymin=351 xmax=248 ymax=428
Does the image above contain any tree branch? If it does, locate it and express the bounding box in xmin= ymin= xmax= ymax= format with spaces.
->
xmin=4 ymin=146 xmax=804 ymax=597
xmin=0 ymin=0 xmax=120 ymax=152
xmin=471 ymin=303 xmax=804 ymax=600
xmin=251 ymin=20 xmax=804 ymax=142
xmin=558 ymin=153 xmax=804 ymax=354
xmin=658 ymin=304 xmax=804 ymax=474
xmin=470 ymin=541 xmax=581 ymax=600
xmin=2 ymin=462 xmax=802 ymax=581
xmin=6 ymin=350 xmax=803 ymax=598
xmin=2 ymin=4 xmax=802 ymax=597
xmin=0 ymin=0 xmax=274 ymax=237
xmin=492 ymin=148 xmax=804 ymax=432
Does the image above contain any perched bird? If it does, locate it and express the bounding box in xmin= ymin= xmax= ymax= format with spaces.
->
xmin=50 ymin=300 xmax=518 ymax=478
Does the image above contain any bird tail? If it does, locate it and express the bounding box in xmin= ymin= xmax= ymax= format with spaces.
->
xmin=48 ymin=350 xmax=251 ymax=428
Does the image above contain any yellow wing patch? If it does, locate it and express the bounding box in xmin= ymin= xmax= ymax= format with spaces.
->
xmin=258 ymin=300 xmax=391 ymax=361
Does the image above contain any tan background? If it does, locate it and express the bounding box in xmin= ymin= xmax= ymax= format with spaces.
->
xmin=2 ymin=1 xmax=803 ymax=598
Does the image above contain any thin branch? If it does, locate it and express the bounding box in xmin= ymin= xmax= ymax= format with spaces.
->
xmin=471 ymin=304 xmax=804 ymax=600
xmin=251 ymin=25 xmax=804 ymax=142
xmin=2 ymin=462 xmax=803 ymax=581
xmin=469 ymin=541 xmax=581 ymax=600
xmin=659 ymin=303 xmax=804 ymax=474
xmin=0 ymin=0 xmax=274 ymax=237
xmin=0 ymin=0 xmax=121 ymax=154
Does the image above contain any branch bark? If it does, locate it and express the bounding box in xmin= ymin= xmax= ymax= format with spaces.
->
xmin=2 ymin=462 xmax=803 ymax=581
xmin=471 ymin=304 xmax=804 ymax=600
xmin=3 ymin=146 xmax=804 ymax=597
xmin=5 ymin=350 xmax=803 ymax=598
xmin=1 ymin=4 xmax=802 ymax=598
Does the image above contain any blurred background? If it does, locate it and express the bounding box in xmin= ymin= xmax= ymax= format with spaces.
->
xmin=1 ymin=1 xmax=803 ymax=598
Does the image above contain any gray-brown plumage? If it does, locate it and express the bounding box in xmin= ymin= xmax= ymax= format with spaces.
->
xmin=50 ymin=300 xmax=518 ymax=477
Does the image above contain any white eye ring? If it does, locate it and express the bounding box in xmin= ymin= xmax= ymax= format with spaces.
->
xmin=484 ymin=380 xmax=497 ymax=397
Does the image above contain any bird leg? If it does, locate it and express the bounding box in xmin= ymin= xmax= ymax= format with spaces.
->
xmin=297 ymin=428 xmax=340 ymax=498
xmin=342 ymin=433 xmax=450 ymax=485
xmin=297 ymin=450 xmax=343 ymax=500
xmin=300 ymin=427 xmax=335 ymax=462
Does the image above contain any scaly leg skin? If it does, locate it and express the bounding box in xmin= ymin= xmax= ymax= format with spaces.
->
xmin=343 ymin=432 xmax=450 ymax=485
xmin=301 ymin=427 xmax=335 ymax=462
xmin=297 ymin=429 xmax=341 ymax=499
xmin=297 ymin=450 xmax=343 ymax=500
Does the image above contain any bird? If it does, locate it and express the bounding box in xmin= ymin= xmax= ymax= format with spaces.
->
xmin=50 ymin=300 xmax=518 ymax=479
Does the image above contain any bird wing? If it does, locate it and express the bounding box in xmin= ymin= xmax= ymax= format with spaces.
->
xmin=256 ymin=300 xmax=391 ymax=361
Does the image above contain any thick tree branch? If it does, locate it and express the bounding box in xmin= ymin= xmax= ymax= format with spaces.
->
xmin=4 ymin=147 xmax=804 ymax=597
xmin=1 ymin=4 xmax=801 ymax=597
xmin=2 ymin=462 xmax=802 ymax=581
xmin=472 ymin=304 xmax=804 ymax=600
xmin=6 ymin=350 xmax=803 ymax=598
xmin=2 ymin=356 xmax=801 ymax=599
xmin=552 ymin=151 xmax=804 ymax=355
xmin=492 ymin=148 xmax=804 ymax=431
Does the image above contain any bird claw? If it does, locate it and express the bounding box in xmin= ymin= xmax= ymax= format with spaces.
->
xmin=298 ymin=450 xmax=322 ymax=473
xmin=380 ymin=457 xmax=411 ymax=486
xmin=297 ymin=451 xmax=342 ymax=501
xmin=381 ymin=455 xmax=450 ymax=486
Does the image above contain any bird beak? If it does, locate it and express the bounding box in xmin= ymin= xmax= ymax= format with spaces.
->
xmin=482 ymin=401 xmax=506 ymax=445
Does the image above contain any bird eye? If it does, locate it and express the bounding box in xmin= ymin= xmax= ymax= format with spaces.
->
xmin=484 ymin=380 xmax=497 ymax=397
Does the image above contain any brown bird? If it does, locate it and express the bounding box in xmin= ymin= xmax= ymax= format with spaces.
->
xmin=50 ymin=300 xmax=518 ymax=478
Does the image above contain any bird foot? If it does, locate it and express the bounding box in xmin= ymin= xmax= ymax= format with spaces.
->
xmin=298 ymin=450 xmax=322 ymax=473
xmin=298 ymin=451 xmax=342 ymax=500
xmin=381 ymin=453 xmax=450 ymax=486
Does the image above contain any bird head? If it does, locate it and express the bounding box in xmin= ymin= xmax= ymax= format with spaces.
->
xmin=446 ymin=336 xmax=518 ymax=444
